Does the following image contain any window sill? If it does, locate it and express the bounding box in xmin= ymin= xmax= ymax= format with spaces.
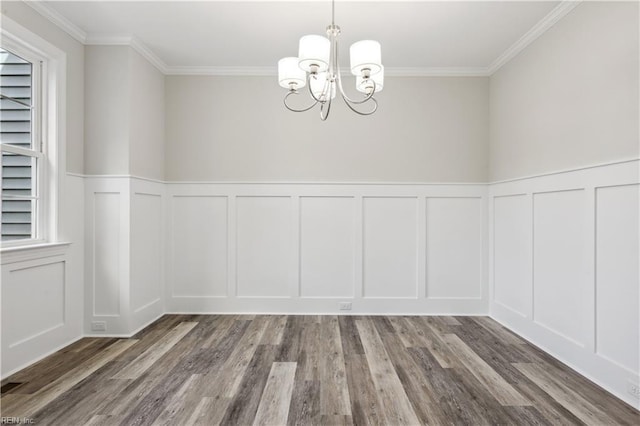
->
xmin=1 ymin=242 xmax=71 ymax=265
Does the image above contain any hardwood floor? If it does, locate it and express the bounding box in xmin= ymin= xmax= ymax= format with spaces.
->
xmin=1 ymin=315 xmax=638 ymax=425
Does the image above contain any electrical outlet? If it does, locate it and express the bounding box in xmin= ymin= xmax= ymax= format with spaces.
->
xmin=628 ymin=381 xmax=640 ymax=399
xmin=91 ymin=321 xmax=107 ymax=332
xmin=339 ymin=302 xmax=352 ymax=311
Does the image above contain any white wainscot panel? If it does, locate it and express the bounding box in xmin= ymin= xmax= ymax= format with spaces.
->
xmin=533 ymin=189 xmax=587 ymax=346
xmin=493 ymin=195 xmax=531 ymax=316
xmin=93 ymin=192 xmax=121 ymax=316
xmin=172 ymin=196 xmax=228 ymax=297
xmin=426 ymin=197 xmax=482 ymax=299
xmin=596 ymin=184 xmax=640 ymax=373
xmin=236 ymin=196 xmax=292 ymax=297
xmin=363 ymin=197 xmax=417 ymax=298
xmin=2 ymin=261 xmax=65 ymax=347
xmin=300 ymin=197 xmax=355 ymax=298
xmin=131 ymin=193 xmax=162 ymax=311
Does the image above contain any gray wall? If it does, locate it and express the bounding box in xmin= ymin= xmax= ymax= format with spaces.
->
xmin=84 ymin=45 xmax=165 ymax=180
xmin=6 ymin=0 xmax=636 ymax=184
xmin=129 ymin=48 xmax=165 ymax=181
xmin=489 ymin=1 xmax=639 ymax=182
xmin=165 ymin=76 xmax=489 ymax=182
xmin=85 ymin=46 xmax=131 ymax=176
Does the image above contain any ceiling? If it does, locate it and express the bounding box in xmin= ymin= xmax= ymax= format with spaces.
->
xmin=29 ymin=1 xmax=571 ymax=75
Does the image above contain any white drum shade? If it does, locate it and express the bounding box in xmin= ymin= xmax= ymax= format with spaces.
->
xmin=298 ymin=35 xmax=330 ymax=72
xmin=278 ymin=57 xmax=306 ymax=89
xmin=350 ymin=40 xmax=382 ymax=76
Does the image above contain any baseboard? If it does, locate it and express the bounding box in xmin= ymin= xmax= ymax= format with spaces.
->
xmin=490 ymin=314 xmax=640 ymax=410
xmin=164 ymin=311 xmax=488 ymax=317
xmin=1 ymin=335 xmax=84 ymax=380
xmin=3 ymin=313 xmax=167 ymax=379
xmin=84 ymin=312 xmax=166 ymax=338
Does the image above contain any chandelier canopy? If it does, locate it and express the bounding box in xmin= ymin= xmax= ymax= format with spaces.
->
xmin=278 ymin=0 xmax=384 ymax=121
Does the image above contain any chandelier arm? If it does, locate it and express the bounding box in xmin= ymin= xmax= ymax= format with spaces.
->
xmin=283 ymin=90 xmax=319 ymax=112
xmin=320 ymin=96 xmax=332 ymax=120
xmin=322 ymin=71 xmax=332 ymax=100
xmin=340 ymin=93 xmax=378 ymax=115
xmin=335 ymin=71 xmax=377 ymax=105
xmin=307 ymin=73 xmax=327 ymax=104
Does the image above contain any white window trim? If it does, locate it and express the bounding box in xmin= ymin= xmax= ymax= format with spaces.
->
xmin=1 ymin=16 xmax=67 ymax=250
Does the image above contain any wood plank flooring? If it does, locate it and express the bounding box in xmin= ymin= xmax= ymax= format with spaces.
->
xmin=1 ymin=315 xmax=638 ymax=425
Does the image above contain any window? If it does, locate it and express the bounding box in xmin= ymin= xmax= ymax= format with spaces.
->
xmin=1 ymin=45 xmax=44 ymax=245
xmin=0 ymin=18 xmax=66 ymax=250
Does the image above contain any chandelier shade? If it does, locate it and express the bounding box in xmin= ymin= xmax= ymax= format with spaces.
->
xmin=279 ymin=0 xmax=383 ymax=120
xmin=278 ymin=57 xmax=307 ymax=89
xmin=350 ymin=40 xmax=382 ymax=76
xmin=298 ymin=35 xmax=331 ymax=72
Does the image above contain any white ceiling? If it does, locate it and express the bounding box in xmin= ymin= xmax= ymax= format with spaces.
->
xmin=30 ymin=1 xmax=570 ymax=75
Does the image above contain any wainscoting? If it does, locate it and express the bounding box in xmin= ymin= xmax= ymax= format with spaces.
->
xmin=1 ymin=174 xmax=85 ymax=378
xmin=3 ymin=161 xmax=638 ymax=409
xmin=489 ymin=159 xmax=640 ymax=409
xmin=84 ymin=176 xmax=165 ymax=336
xmin=82 ymin=178 xmax=489 ymax=336
xmin=164 ymin=183 xmax=488 ymax=314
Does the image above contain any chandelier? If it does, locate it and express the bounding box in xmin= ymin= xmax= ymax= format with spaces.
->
xmin=277 ymin=0 xmax=384 ymax=121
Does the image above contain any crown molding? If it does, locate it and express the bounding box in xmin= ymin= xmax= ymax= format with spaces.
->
xmin=23 ymin=0 xmax=87 ymax=43
xmin=487 ymin=0 xmax=582 ymax=75
xmin=164 ymin=66 xmax=277 ymax=76
xmin=84 ymin=34 xmax=168 ymax=74
xmin=384 ymin=67 xmax=490 ymax=77
xmin=164 ymin=65 xmax=490 ymax=77
xmin=129 ymin=37 xmax=169 ymax=74
xmin=23 ymin=1 xmax=169 ymax=73
xmin=84 ymin=34 xmax=169 ymax=74
xmin=23 ymin=0 xmax=580 ymax=78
